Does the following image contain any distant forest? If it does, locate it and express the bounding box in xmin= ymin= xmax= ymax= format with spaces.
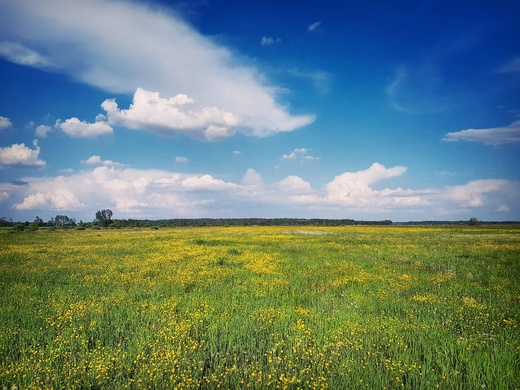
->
xmin=2 ymin=215 xmax=519 ymax=230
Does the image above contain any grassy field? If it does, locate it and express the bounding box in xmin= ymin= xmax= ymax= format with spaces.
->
xmin=1 ymin=226 xmax=519 ymax=389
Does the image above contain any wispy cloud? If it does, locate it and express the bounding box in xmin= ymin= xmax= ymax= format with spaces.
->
xmin=286 ymin=68 xmax=332 ymax=94
xmin=308 ymin=22 xmax=321 ymax=32
xmin=385 ymin=66 xmax=458 ymax=114
xmin=261 ymin=36 xmax=281 ymax=46
xmin=0 ymin=0 xmax=314 ymax=138
xmin=175 ymin=156 xmax=188 ymax=163
xmin=497 ymin=56 xmax=520 ymax=74
xmin=442 ymin=120 xmax=520 ymax=146
xmin=0 ymin=42 xmax=55 ymax=70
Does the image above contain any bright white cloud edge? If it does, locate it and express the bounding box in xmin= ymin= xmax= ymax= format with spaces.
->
xmin=443 ymin=120 xmax=520 ymax=146
xmin=0 ymin=116 xmax=13 ymax=130
xmin=4 ymin=162 xmax=518 ymax=221
xmin=0 ymin=140 xmax=46 ymax=168
xmin=0 ymin=0 xmax=315 ymax=138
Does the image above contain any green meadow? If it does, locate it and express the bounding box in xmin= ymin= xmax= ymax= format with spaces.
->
xmin=1 ymin=226 xmax=519 ymax=389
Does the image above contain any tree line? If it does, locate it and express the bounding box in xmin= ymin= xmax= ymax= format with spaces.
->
xmin=3 ymin=212 xmax=394 ymax=230
xmin=3 ymin=213 xmax=519 ymax=231
xmin=2 ymin=209 xmax=113 ymax=231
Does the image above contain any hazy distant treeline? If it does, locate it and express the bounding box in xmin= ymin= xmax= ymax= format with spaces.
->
xmin=109 ymin=218 xmax=394 ymax=228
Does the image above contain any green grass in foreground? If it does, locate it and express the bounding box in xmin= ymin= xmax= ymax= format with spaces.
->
xmin=1 ymin=226 xmax=519 ymax=389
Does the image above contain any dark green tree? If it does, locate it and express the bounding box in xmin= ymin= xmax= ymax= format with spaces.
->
xmin=95 ymin=209 xmax=113 ymax=227
xmin=468 ymin=217 xmax=480 ymax=226
xmin=53 ymin=215 xmax=76 ymax=227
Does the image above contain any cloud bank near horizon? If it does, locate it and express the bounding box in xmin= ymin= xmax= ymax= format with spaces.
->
xmin=2 ymin=161 xmax=517 ymax=220
xmin=0 ymin=0 xmax=314 ymax=138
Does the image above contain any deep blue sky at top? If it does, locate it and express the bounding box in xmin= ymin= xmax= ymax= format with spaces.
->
xmin=0 ymin=0 xmax=519 ymax=221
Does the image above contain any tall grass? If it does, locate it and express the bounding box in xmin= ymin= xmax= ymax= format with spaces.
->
xmin=1 ymin=226 xmax=519 ymax=389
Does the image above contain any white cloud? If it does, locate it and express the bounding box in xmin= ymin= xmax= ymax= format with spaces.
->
xmin=442 ymin=180 xmax=512 ymax=208
xmin=275 ymin=176 xmax=312 ymax=194
xmin=261 ymin=36 xmax=281 ymax=46
xmin=175 ymin=156 xmax=188 ymax=163
xmin=102 ymin=88 xmax=239 ymax=140
xmin=57 ymin=117 xmax=113 ymax=138
xmin=2 ymin=163 xmax=518 ymax=220
xmin=281 ymin=148 xmax=319 ymax=161
xmin=35 ymin=124 xmax=52 ymax=138
xmin=242 ymin=168 xmax=264 ymax=188
xmin=181 ymin=174 xmax=240 ymax=191
xmin=0 ymin=0 xmax=314 ymax=138
xmin=325 ymin=163 xmax=415 ymax=206
xmin=442 ymin=120 xmax=520 ymax=146
xmin=0 ymin=116 xmax=12 ymax=130
xmin=0 ymin=41 xmax=55 ymax=69
xmin=81 ymin=155 xmax=125 ymax=167
xmin=0 ymin=140 xmax=46 ymax=168
xmin=15 ymin=190 xmax=84 ymax=211
xmin=308 ymin=22 xmax=321 ymax=32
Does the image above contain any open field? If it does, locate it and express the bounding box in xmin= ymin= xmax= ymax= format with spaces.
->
xmin=1 ymin=226 xmax=519 ymax=389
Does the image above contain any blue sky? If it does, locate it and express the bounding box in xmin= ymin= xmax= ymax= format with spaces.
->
xmin=0 ymin=0 xmax=519 ymax=222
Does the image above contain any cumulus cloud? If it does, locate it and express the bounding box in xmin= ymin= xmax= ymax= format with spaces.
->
xmin=2 ymin=163 xmax=518 ymax=220
xmin=15 ymin=190 xmax=84 ymax=211
xmin=102 ymin=88 xmax=238 ymax=140
xmin=281 ymin=148 xmax=319 ymax=161
xmin=242 ymin=168 xmax=264 ymax=187
xmin=275 ymin=176 xmax=312 ymax=194
xmin=81 ymin=155 xmax=125 ymax=167
xmin=0 ymin=116 xmax=12 ymax=130
xmin=282 ymin=148 xmax=308 ymax=159
xmin=325 ymin=163 xmax=418 ymax=206
xmin=442 ymin=120 xmax=520 ymax=146
xmin=35 ymin=125 xmax=52 ymax=138
xmin=442 ymin=180 xmax=513 ymax=208
xmin=57 ymin=117 xmax=113 ymax=138
xmin=10 ymin=167 xmax=247 ymax=216
xmin=0 ymin=140 xmax=46 ymax=168
xmin=181 ymin=174 xmax=240 ymax=191
xmin=0 ymin=0 xmax=314 ymax=138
